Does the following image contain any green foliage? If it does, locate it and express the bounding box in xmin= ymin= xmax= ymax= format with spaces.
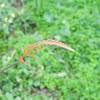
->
xmin=0 ymin=0 xmax=100 ymax=99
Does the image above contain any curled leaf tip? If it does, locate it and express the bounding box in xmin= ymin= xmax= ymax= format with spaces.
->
xmin=20 ymin=56 xmax=24 ymax=64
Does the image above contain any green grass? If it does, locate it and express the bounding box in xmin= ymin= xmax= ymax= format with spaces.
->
xmin=0 ymin=0 xmax=100 ymax=99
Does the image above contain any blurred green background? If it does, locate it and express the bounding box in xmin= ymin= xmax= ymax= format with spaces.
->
xmin=0 ymin=0 xmax=100 ymax=99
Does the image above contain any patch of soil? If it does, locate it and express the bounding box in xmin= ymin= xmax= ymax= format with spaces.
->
xmin=31 ymin=87 xmax=59 ymax=99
